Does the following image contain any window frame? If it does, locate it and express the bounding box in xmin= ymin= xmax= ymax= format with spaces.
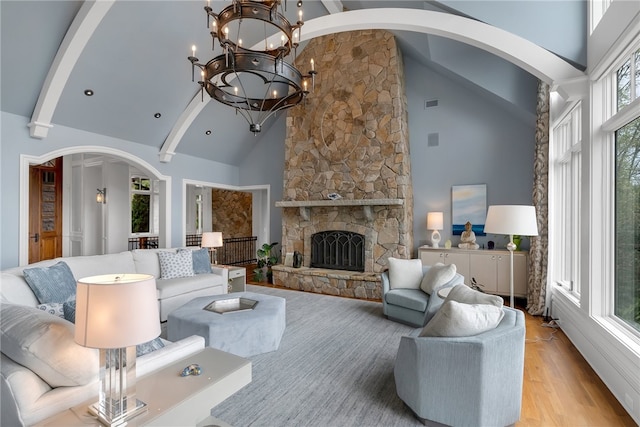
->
xmin=130 ymin=173 xmax=157 ymax=236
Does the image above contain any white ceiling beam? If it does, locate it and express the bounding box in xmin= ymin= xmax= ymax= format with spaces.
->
xmin=321 ymin=0 xmax=344 ymax=14
xmin=28 ymin=0 xmax=115 ymax=139
xmin=160 ymin=8 xmax=584 ymax=162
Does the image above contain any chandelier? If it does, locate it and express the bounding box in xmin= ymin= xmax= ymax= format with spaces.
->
xmin=188 ymin=0 xmax=317 ymax=133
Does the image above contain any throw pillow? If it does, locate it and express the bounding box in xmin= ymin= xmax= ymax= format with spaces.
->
xmin=23 ymin=261 xmax=76 ymax=304
xmin=37 ymin=302 xmax=65 ymax=318
xmin=189 ymin=248 xmax=212 ymax=274
xmin=157 ymin=250 xmax=195 ymax=279
xmin=420 ymin=263 xmax=457 ymax=295
xmin=63 ymin=299 xmax=76 ymax=323
xmin=136 ymin=337 xmax=166 ymax=357
xmin=388 ymin=258 xmax=423 ymax=290
xmin=445 ymin=284 xmax=504 ymax=308
xmin=0 ymin=303 xmax=99 ymax=387
xmin=419 ymin=300 xmax=505 ymax=337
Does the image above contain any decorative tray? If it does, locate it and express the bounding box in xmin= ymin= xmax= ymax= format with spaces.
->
xmin=203 ymin=297 xmax=258 ymax=314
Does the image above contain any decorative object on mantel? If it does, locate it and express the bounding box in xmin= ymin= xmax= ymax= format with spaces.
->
xmin=444 ymin=239 xmax=452 ymax=249
xmin=484 ymin=205 xmax=538 ymax=307
xmin=327 ymin=192 xmax=342 ymax=200
xmin=426 ymin=212 xmax=444 ymax=248
xmin=458 ymin=221 xmax=479 ymax=250
xmin=187 ymin=0 xmax=317 ymax=134
xmin=284 ymin=252 xmax=294 ymax=267
xmin=452 ymin=184 xmax=487 ymax=236
xmin=487 ymin=240 xmax=495 ymax=250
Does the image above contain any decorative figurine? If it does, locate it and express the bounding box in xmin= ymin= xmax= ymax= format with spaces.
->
xmin=458 ymin=221 xmax=479 ymax=249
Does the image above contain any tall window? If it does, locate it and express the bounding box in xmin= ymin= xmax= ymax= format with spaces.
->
xmin=195 ymin=193 xmax=203 ymax=234
xmin=130 ymin=175 xmax=158 ymax=235
xmin=614 ymin=49 xmax=640 ymax=332
xmin=551 ymin=103 xmax=582 ymax=295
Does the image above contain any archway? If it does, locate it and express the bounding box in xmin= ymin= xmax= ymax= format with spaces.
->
xmin=19 ymin=146 xmax=171 ymax=265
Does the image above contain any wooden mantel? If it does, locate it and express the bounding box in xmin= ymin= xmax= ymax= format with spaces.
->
xmin=274 ymin=199 xmax=404 ymax=221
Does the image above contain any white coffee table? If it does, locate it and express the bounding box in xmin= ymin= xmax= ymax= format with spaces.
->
xmin=35 ymin=347 xmax=251 ymax=426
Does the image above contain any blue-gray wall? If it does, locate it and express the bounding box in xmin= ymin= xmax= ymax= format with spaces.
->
xmin=0 ymin=52 xmax=537 ymax=269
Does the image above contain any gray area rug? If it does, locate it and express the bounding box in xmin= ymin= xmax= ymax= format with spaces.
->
xmin=210 ymin=285 xmax=422 ymax=427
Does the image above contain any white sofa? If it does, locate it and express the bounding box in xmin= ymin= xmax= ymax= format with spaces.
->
xmin=1 ymin=248 xmax=228 ymax=322
xmin=0 ymin=248 xmax=227 ymax=426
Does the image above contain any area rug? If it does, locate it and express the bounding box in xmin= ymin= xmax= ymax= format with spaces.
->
xmin=210 ymin=285 xmax=423 ymax=426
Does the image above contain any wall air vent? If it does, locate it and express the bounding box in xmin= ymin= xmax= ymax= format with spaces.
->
xmin=424 ymin=99 xmax=438 ymax=109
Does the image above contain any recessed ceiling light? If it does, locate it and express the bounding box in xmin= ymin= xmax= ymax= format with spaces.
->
xmin=154 ymin=113 xmax=162 ymax=118
xmin=84 ymin=89 xmax=94 ymax=96
xmin=205 ymin=130 xmax=212 ymax=135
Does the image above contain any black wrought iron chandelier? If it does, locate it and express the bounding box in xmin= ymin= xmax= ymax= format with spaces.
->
xmin=188 ymin=0 xmax=317 ymax=133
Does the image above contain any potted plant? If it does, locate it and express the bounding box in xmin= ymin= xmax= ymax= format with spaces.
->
xmin=254 ymin=242 xmax=279 ymax=283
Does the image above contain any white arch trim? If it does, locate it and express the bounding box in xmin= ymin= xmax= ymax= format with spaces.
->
xmin=28 ymin=1 xmax=115 ymax=139
xmin=160 ymin=8 xmax=584 ymax=163
xmin=19 ymin=146 xmax=172 ymax=265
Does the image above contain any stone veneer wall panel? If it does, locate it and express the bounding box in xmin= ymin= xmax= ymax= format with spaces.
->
xmin=279 ymin=30 xmax=413 ymax=289
xmin=212 ymin=189 xmax=252 ymax=238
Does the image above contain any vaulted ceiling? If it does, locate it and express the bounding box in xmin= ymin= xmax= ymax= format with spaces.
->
xmin=1 ymin=1 xmax=586 ymax=166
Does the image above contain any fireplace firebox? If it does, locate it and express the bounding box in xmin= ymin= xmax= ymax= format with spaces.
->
xmin=310 ymin=231 xmax=365 ymax=272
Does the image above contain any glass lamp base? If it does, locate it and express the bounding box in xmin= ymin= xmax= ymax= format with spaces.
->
xmin=89 ymin=397 xmax=147 ymax=427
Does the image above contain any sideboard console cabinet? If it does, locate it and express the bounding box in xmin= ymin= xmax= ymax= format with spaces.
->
xmin=418 ymin=246 xmax=528 ymax=298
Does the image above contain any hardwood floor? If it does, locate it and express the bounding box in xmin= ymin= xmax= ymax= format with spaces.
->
xmin=520 ymin=311 xmax=636 ymax=426
xmin=244 ymin=282 xmax=637 ymax=426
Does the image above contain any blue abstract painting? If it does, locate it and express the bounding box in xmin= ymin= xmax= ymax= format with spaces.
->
xmin=452 ymin=184 xmax=487 ymax=236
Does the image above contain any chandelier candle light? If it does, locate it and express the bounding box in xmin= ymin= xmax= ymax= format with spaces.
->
xmin=188 ymin=0 xmax=317 ymax=134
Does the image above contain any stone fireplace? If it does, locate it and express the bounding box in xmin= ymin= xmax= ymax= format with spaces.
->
xmin=272 ymin=30 xmax=413 ymax=300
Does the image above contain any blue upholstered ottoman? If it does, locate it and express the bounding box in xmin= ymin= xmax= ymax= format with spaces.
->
xmin=167 ymin=292 xmax=286 ymax=357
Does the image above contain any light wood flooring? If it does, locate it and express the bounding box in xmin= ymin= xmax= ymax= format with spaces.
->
xmin=520 ymin=312 xmax=636 ymax=426
xmin=245 ymin=277 xmax=637 ymax=427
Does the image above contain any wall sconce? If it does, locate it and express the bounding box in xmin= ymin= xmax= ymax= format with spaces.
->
xmin=96 ymin=188 xmax=106 ymax=204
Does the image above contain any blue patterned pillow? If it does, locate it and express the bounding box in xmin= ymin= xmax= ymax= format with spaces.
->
xmin=23 ymin=261 xmax=76 ymax=304
xmin=37 ymin=302 xmax=65 ymax=318
xmin=190 ymin=248 xmax=212 ymax=274
xmin=63 ymin=299 xmax=76 ymax=323
xmin=136 ymin=337 xmax=165 ymax=357
xmin=157 ymin=251 xmax=195 ymax=279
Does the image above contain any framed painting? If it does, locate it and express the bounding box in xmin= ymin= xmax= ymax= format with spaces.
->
xmin=452 ymin=184 xmax=487 ymax=236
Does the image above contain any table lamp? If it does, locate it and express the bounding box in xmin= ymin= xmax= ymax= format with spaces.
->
xmin=74 ymin=274 xmax=160 ymax=427
xmin=484 ymin=205 xmax=538 ymax=307
xmin=202 ymin=231 xmax=223 ymax=264
xmin=426 ymin=212 xmax=444 ymax=248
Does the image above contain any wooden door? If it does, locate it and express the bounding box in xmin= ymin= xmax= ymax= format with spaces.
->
xmin=29 ymin=158 xmax=63 ymax=263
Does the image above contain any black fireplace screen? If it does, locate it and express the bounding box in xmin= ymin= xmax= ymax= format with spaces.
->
xmin=310 ymin=230 xmax=365 ymax=272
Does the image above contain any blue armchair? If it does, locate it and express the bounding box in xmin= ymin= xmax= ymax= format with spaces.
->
xmin=394 ymin=307 xmax=526 ymax=426
xmin=381 ymin=265 xmax=464 ymax=327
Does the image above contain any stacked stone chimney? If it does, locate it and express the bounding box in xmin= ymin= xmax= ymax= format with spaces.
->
xmin=273 ymin=30 xmax=413 ymax=300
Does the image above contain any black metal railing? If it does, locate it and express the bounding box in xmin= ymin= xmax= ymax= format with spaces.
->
xmin=185 ymin=234 xmax=257 ymax=266
xmin=128 ymin=236 xmax=159 ymax=250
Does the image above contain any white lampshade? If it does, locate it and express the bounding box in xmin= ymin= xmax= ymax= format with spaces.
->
xmin=426 ymin=212 xmax=444 ymax=230
xmin=484 ymin=205 xmax=539 ymax=236
xmin=201 ymin=231 xmax=223 ymax=248
xmin=74 ymin=274 xmax=160 ymax=349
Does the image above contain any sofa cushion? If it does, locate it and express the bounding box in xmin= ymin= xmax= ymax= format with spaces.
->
xmin=132 ymin=249 xmax=168 ymax=278
xmin=388 ymin=258 xmax=423 ymax=290
xmin=385 ymin=289 xmax=429 ymax=312
xmin=158 ymin=250 xmax=195 ymax=279
xmin=420 ymin=263 xmax=457 ymax=295
xmin=60 ymin=252 xmax=136 ymax=280
xmin=23 ymin=261 xmax=76 ymax=304
xmin=63 ymin=299 xmax=76 ymax=323
xmin=190 ymin=248 xmax=212 ymax=274
xmin=419 ymin=300 xmax=505 ymax=337
xmin=445 ymin=284 xmax=504 ymax=307
xmin=0 ymin=303 xmax=99 ymax=387
xmin=136 ymin=337 xmax=166 ymax=357
xmin=156 ymin=275 xmax=223 ymax=299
